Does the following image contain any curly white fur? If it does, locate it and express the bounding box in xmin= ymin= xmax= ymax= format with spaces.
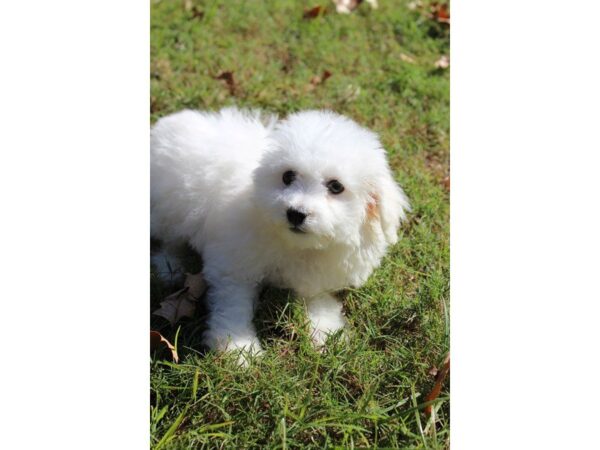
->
xmin=151 ymin=107 xmax=409 ymax=360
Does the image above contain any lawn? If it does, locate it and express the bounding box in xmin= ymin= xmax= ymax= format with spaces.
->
xmin=150 ymin=0 xmax=449 ymax=448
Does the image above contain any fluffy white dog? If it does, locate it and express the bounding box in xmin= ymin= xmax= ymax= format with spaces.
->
xmin=151 ymin=107 xmax=409 ymax=359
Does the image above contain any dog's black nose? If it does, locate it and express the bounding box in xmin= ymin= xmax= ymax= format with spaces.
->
xmin=287 ymin=208 xmax=307 ymax=227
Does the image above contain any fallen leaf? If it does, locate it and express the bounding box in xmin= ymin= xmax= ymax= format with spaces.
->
xmin=150 ymin=330 xmax=179 ymax=363
xmin=431 ymin=2 xmax=450 ymax=24
xmin=303 ymin=5 xmax=325 ymax=19
xmin=442 ymin=175 xmax=450 ymax=192
xmin=434 ymin=55 xmax=450 ymax=69
xmin=308 ymin=70 xmax=333 ymax=90
xmin=215 ymin=71 xmax=236 ymax=95
xmin=410 ymin=1 xmax=449 ymax=27
xmin=321 ymin=70 xmax=333 ymax=83
xmin=153 ymin=272 xmax=206 ymax=326
xmin=424 ymin=353 xmax=450 ymax=415
xmin=190 ymin=7 xmax=204 ymax=20
xmin=183 ymin=272 xmax=206 ymax=298
xmin=153 ymin=290 xmax=196 ymax=325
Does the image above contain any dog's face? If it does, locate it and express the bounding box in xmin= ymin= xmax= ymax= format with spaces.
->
xmin=252 ymin=111 xmax=409 ymax=250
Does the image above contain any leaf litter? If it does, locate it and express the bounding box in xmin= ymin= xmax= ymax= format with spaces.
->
xmin=214 ymin=71 xmax=237 ymax=95
xmin=303 ymin=5 xmax=326 ymax=19
xmin=150 ymin=331 xmax=179 ymax=363
xmin=424 ymin=352 xmax=450 ymax=415
xmin=153 ymin=272 xmax=206 ymax=326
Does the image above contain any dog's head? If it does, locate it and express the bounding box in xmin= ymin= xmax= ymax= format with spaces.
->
xmin=252 ymin=111 xmax=409 ymax=251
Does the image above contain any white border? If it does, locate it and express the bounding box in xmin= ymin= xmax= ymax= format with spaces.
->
xmin=1 ymin=1 xmax=149 ymax=448
xmin=1 ymin=0 xmax=600 ymax=448
xmin=452 ymin=1 xmax=600 ymax=448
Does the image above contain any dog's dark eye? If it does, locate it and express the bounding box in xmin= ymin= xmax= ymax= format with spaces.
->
xmin=282 ymin=170 xmax=296 ymax=186
xmin=326 ymin=179 xmax=345 ymax=195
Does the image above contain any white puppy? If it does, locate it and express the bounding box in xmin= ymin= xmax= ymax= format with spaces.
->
xmin=151 ymin=108 xmax=409 ymax=358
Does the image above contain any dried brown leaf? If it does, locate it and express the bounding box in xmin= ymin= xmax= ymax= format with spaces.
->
xmin=150 ymin=330 xmax=179 ymax=363
xmin=183 ymin=272 xmax=206 ymax=298
xmin=153 ymin=272 xmax=206 ymax=326
xmin=308 ymin=70 xmax=333 ymax=91
xmin=190 ymin=7 xmax=204 ymax=19
xmin=411 ymin=1 xmax=449 ymax=26
xmin=442 ymin=175 xmax=450 ymax=192
xmin=424 ymin=353 xmax=450 ymax=415
xmin=303 ymin=5 xmax=325 ymax=19
xmin=432 ymin=2 xmax=450 ymax=24
xmin=215 ymin=71 xmax=236 ymax=95
xmin=153 ymin=291 xmax=196 ymax=325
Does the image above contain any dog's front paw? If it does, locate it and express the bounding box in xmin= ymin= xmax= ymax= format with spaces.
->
xmin=304 ymin=294 xmax=348 ymax=350
xmin=310 ymin=322 xmax=348 ymax=350
xmin=205 ymin=332 xmax=263 ymax=366
xmin=226 ymin=338 xmax=264 ymax=367
xmin=308 ymin=311 xmax=348 ymax=350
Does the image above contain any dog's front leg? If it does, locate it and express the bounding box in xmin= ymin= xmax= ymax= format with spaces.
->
xmin=203 ymin=279 xmax=262 ymax=363
xmin=303 ymin=293 xmax=347 ymax=348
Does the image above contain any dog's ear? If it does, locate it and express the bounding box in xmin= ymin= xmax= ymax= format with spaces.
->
xmin=368 ymin=171 xmax=410 ymax=245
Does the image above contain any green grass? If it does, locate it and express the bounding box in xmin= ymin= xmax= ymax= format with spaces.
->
xmin=151 ymin=0 xmax=449 ymax=448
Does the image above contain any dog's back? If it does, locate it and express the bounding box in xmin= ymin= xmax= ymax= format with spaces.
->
xmin=151 ymin=107 xmax=275 ymax=245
